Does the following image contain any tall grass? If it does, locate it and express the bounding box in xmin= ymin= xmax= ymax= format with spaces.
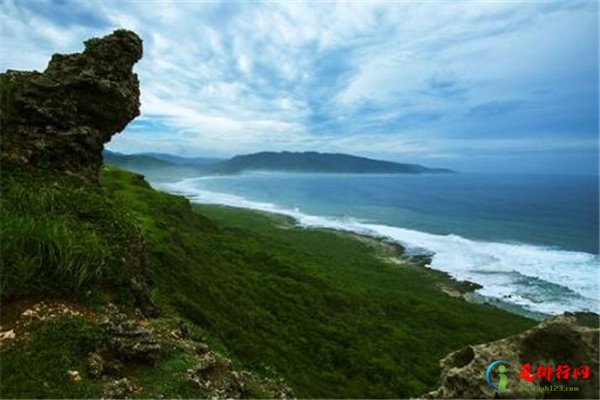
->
xmin=0 ymin=169 xmax=141 ymax=298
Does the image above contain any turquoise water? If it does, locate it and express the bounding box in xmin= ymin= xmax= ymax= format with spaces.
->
xmin=158 ymin=172 xmax=599 ymax=315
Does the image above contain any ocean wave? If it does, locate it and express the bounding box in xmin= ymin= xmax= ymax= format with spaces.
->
xmin=156 ymin=178 xmax=600 ymax=316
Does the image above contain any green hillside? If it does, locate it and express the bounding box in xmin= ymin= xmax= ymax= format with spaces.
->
xmin=0 ymin=165 xmax=534 ymax=398
xmin=211 ymin=151 xmax=454 ymax=174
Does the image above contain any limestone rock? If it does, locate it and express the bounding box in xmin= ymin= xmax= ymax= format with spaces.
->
xmin=186 ymin=351 xmax=293 ymax=399
xmin=0 ymin=29 xmax=142 ymax=183
xmin=87 ymin=352 xmax=105 ymax=379
xmin=103 ymin=378 xmax=135 ymax=399
xmin=425 ymin=312 xmax=599 ymax=399
xmin=102 ymin=304 xmax=161 ymax=363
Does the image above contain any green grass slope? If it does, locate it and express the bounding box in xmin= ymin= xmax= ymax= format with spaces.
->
xmin=100 ymin=167 xmax=535 ymax=398
xmin=0 ymin=168 xmax=143 ymax=301
xmin=1 ymin=166 xmax=535 ymax=398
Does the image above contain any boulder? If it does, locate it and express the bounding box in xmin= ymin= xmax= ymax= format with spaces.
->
xmin=425 ymin=312 xmax=599 ymax=399
xmin=0 ymin=30 xmax=142 ymax=183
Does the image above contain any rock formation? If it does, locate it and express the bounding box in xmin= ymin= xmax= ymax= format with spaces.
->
xmin=101 ymin=303 xmax=161 ymax=364
xmin=425 ymin=312 xmax=599 ymax=399
xmin=0 ymin=29 xmax=142 ymax=183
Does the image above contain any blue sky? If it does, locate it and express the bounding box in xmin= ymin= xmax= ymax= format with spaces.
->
xmin=2 ymin=0 xmax=598 ymax=174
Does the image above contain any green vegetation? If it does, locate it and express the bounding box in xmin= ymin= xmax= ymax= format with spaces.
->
xmin=101 ymin=167 xmax=534 ymax=398
xmin=0 ymin=316 xmax=107 ymax=398
xmin=0 ymin=315 xmax=248 ymax=399
xmin=1 ymin=166 xmax=535 ymax=398
xmin=0 ymin=169 xmax=142 ymax=299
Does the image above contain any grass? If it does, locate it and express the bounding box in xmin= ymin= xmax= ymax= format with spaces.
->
xmin=0 ymin=314 xmax=271 ymax=399
xmin=101 ymin=167 xmax=537 ymax=398
xmin=0 ymin=168 xmax=142 ymax=300
xmin=0 ymin=316 xmax=107 ymax=398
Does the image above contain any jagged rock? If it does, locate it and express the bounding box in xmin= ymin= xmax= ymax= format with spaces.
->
xmin=425 ymin=312 xmax=599 ymax=399
xmin=186 ymin=351 xmax=293 ymax=399
xmin=103 ymin=378 xmax=135 ymax=399
xmin=102 ymin=304 xmax=161 ymax=363
xmin=87 ymin=352 xmax=104 ymax=379
xmin=0 ymin=29 xmax=142 ymax=183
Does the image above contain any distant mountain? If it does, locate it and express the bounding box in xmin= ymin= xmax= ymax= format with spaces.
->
xmin=139 ymin=152 xmax=224 ymax=165
xmin=209 ymin=151 xmax=453 ymax=174
xmin=103 ymin=150 xmax=172 ymax=169
xmin=102 ymin=150 xmax=202 ymax=181
xmin=103 ymin=150 xmax=453 ymax=179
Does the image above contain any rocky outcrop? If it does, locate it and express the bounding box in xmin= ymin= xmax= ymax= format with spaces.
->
xmin=102 ymin=377 xmax=138 ymax=399
xmin=425 ymin=313 xmax=599 ymax=399
xmin=101 ymin=303 xmax=161 ymax=364
xmin=187 ymin=347 xmax=294 ymax=399
xmin=0 ymin=30 xmax=142 ymax=183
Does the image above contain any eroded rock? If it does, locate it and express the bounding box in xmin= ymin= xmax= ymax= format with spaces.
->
xmin=0 ymin=29 xmax=142 ymax=183
xmin=103 ymin=378 xmax=135 ymax=399
xmin=425 ymin=313 xmax=599 ymax=399
xmin=102 ymin=304 xmax=161 ymax=364
xmin=87 ymin=352 xmax=105 ymax=379
xmin=186 ymin=350 xmax=293 ymax=399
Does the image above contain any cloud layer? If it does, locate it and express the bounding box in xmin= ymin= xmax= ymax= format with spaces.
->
xmin=1 ymin=0 xmax=598 ymax=173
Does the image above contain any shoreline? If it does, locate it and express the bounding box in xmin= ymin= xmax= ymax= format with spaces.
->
xmin=151 ymin=177 xmax=597 ymax=319
xmin=192 ymin=202 xmax=551 ymax=321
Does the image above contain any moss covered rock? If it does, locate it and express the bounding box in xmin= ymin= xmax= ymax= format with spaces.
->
xmin=0 ymin=30 xmax=142 ymax=183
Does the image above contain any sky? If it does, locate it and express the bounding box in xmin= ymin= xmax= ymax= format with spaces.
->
xmin=1 ymin=0 xmax=598 ymax=174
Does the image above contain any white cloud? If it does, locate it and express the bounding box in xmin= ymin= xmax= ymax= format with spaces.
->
xmin=1 ymin=0 xmax=597 ymax=173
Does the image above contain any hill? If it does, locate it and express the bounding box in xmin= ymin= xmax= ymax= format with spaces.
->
xmin=104 ymin=150 xmax=454 ymax=178
xmin=0 ymin=166 xmax=536 ymax=398
xmin=209 ymin=151 xmax=453 ymax=174
xmin=138 ymin=152 xmax=223 ymax=165
xmin=103 ymin=150 xmax=205 ymax=181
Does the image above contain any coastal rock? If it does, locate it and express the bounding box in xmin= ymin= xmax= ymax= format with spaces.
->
xmin=186 ymin=349 xmax=293 ymax=399
xmin=86 ymin=352 xmax=105 ymax=379
xmin=0 ymin=29 xmax=142 ymax=183
xmin=102 ymin=304 xmax=161 ymax=363
xmin=187 ymin=343 xmax=293 ymax=399
xmin=425 ymin=312 xmax=599 ymax=399
xmin=102 ymin=378 xmax=136 ymax=399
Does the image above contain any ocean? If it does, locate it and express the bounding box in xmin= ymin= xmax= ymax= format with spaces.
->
xmin=156 ymin=172 xmax=599 ymax=316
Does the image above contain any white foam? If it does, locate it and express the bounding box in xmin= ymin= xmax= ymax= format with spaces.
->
xmin=156 ymin=178 xmax=600 ymax=316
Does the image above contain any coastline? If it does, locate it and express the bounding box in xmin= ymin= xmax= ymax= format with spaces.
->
xmin=154 ymin=176 xmax=599 ymax=317
xmin=191 ymin=202 xmax=550 ymax=321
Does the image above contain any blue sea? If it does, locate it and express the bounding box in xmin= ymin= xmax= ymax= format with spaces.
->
xmin=157 ymin=172 xmax=599 ymax=316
